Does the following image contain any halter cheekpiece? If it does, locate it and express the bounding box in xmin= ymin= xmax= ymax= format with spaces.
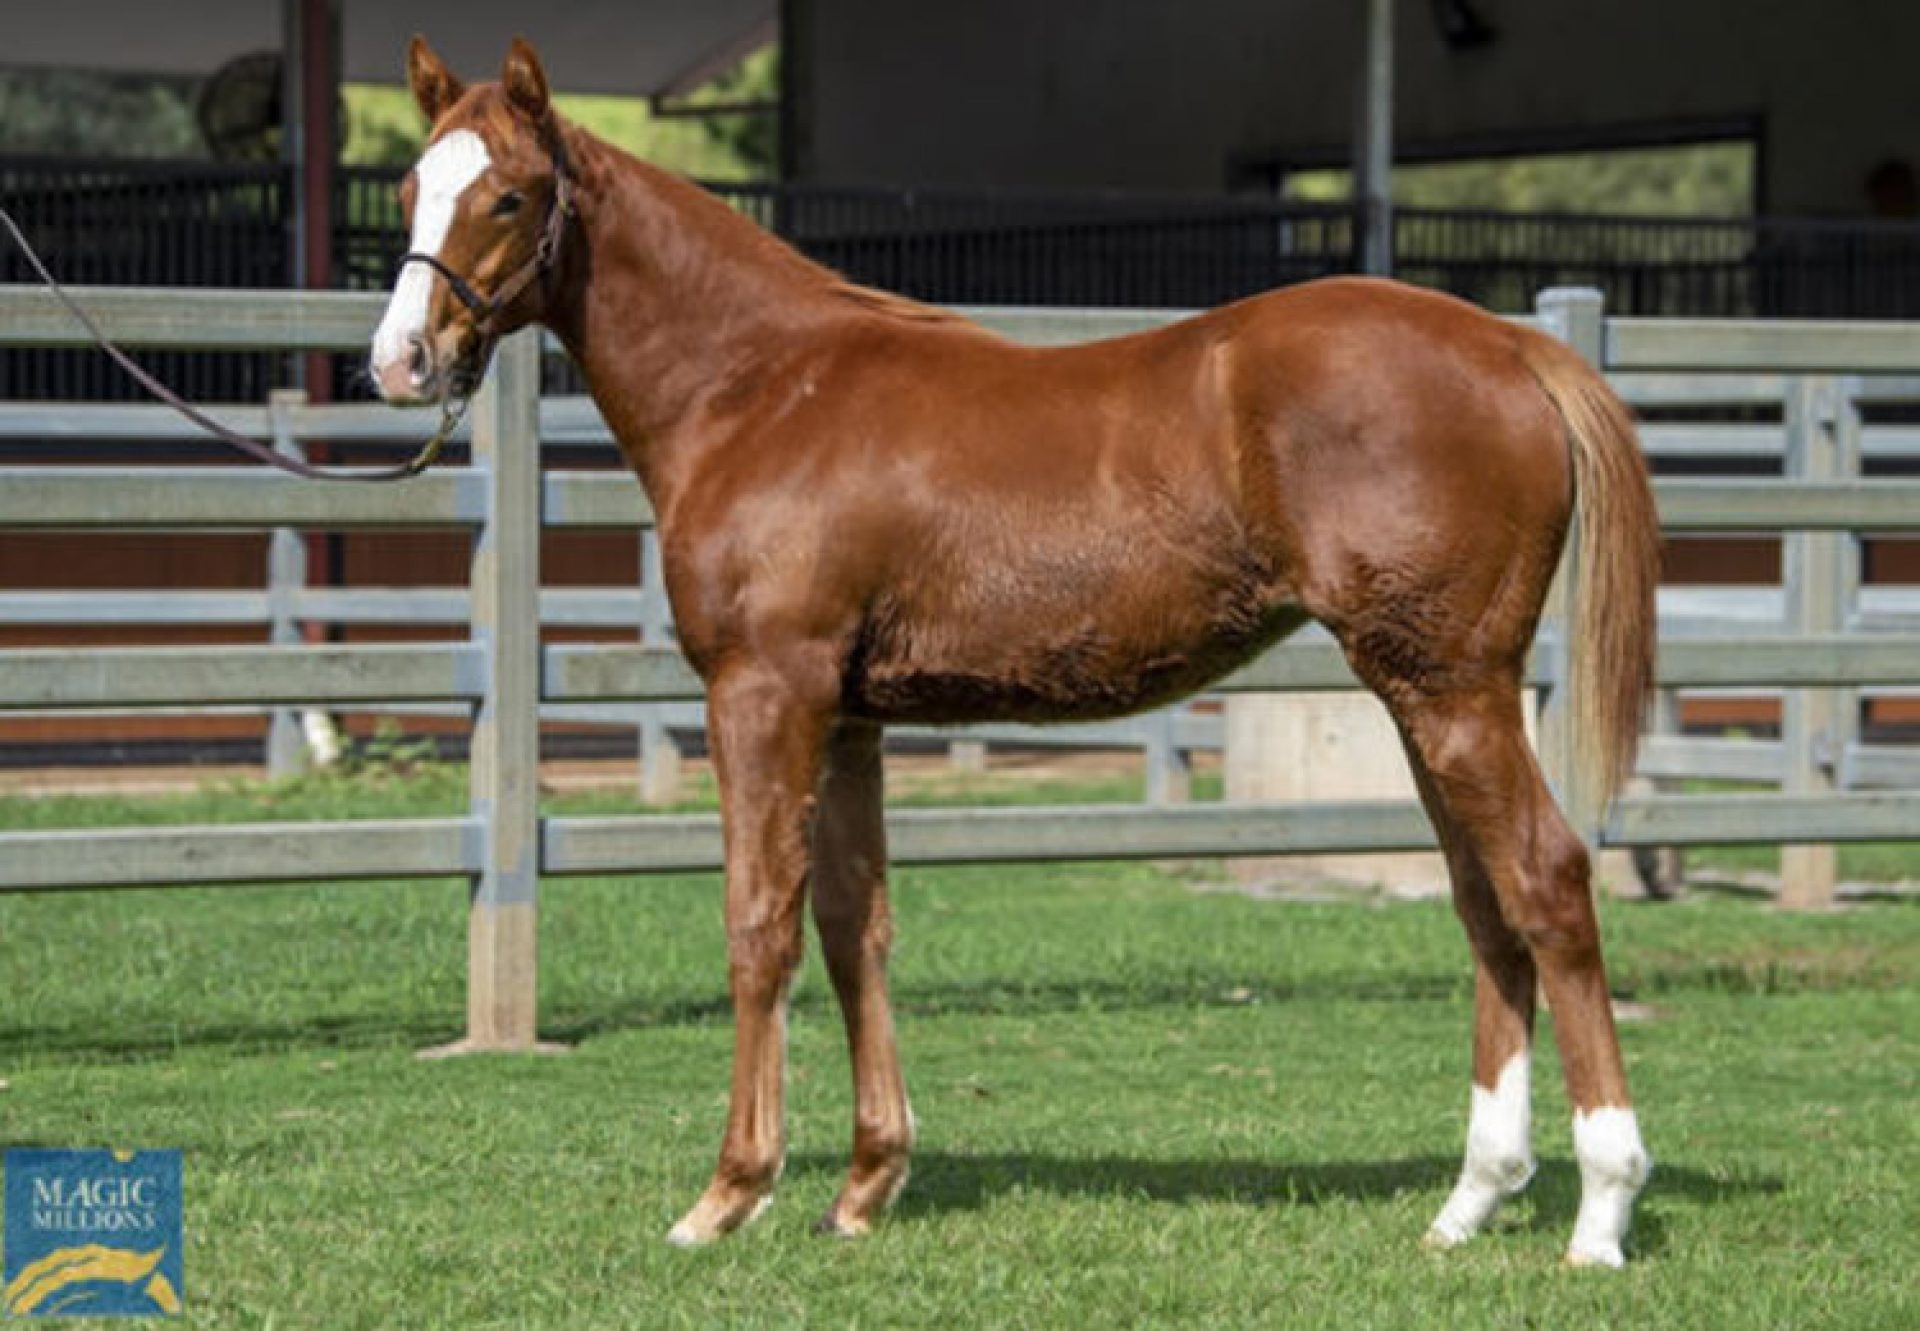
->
xmin=396 ymin=132 xmax=575 ymax=337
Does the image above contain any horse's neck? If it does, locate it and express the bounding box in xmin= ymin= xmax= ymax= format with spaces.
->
xmin=549 ymin=131 xmax=837 ymax=510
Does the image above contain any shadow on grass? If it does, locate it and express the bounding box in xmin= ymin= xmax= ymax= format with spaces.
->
xmin=782 ymin=1150 xmax=1780 ymax=1233
xmin=796 ymin=1151 xmax=1786 ymax=1265
xmin=0 ymin=939 xmax=1477 ymax=1064
xmin=1676 ymin=876 xmax=1780 ymax=903
xmin=1676 ymin=874 xmax=1920 ymax=907
xmin=4 ymin=921 xmax=1903 ymax=1062
xmin=1513 ymin=1159 xmax=1785 ymax=1257
xmin=883 ymin=1151 xmax=1458 ymax=1212
xmin=543 ymin=972 xmax=1469 ymax=1045
xmin=0 ymin=1009 xmax=470 ymax=1065
xmin=0 ymin=971 xmax=1466 ymax=1062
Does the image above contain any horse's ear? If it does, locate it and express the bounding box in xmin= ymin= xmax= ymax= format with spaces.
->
xmin=502 ymin=37 xmax=551 ymax=122
xmin=407 ymin=35 xmax=465 ymax=123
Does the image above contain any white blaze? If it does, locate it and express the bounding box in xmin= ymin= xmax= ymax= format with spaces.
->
xmin=371 ymin=129 xmax=491 ymax=376
xmin=1567 ymin=1105 xmax=1651 ymax=1268
xmin=1426 ymin=1052 xmax=1535 ymax=1247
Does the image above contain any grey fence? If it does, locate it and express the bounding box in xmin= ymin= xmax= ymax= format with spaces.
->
xmin=9 ymin=372 xmax=1917 ymax=808
xmin=0 ymin=390 xmax=1205 ymax=801
xmin=2 ymin=285 xmax=1918 ymax=1049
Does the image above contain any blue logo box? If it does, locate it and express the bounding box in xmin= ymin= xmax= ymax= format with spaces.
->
xmin=3 ymin=1149 xmax=182 ymax=1318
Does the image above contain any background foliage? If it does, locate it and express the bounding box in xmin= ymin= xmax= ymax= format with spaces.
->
xmin=0 ymin=48 xmax=780 ymax=181
xmin=1284 ymin=141 xmax=1755 ymax=216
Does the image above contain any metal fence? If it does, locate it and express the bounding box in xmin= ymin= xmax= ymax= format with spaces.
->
xmin=2 ymin=284 xmax=1918 ymax=1049
xmin=8 ymin=152 xmax=1920 ymax=401
xmin=0 ymin=157 xmax=288 ymax=401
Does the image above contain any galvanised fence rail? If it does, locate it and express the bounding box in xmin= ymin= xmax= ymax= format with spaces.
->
xmin=0 ymin=390 xmax=1205 ymax=801
xmin=1 ymin=285 xmax=1917 ymax=1048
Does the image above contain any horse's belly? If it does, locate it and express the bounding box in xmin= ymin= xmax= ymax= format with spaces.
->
xmin=847 ymin=586 xmax=1305 ymax=726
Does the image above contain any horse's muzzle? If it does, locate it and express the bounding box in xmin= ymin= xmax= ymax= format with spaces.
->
xmin=372 ymin=331 xmax=485 ymax=407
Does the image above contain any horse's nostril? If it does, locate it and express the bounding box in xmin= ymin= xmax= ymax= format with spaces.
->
xmin=406 ymin=335 xmax=429 ymax=383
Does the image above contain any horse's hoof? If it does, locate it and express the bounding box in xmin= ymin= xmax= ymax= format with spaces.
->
xmin=1421 ymin=1224 xmax=1467 ymax=1251
xmin=665 ymin=1219 xmax=712 ymax=1248
xmin=815 ymin=1209 xmax=871 ymax=1239
xmin=1564 ymin=1243 xmax=1626 ymax=1270
xmin=665 ymin=1192 xmax=773 ymax=1247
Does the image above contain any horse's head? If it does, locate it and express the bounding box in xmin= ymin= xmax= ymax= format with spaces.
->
xmin=371 ymin=36 xmax=570 ymax=406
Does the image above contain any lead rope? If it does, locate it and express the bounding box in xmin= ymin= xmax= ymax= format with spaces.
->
xmin=0 ymin=203 xmax=461 ymax=482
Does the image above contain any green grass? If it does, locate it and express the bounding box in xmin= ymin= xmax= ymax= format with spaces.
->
xmin=2 ymin=773 xmax=1916 ymax=1328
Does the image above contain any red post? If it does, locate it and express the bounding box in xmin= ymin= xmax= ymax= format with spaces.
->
xmin=285 ymin=0 xmax=341 ymax=644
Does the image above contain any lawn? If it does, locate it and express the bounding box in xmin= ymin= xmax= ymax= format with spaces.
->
xmin=1 ymin=770 xmax=1915 ymax=1328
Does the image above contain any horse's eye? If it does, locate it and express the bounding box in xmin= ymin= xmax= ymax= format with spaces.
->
xmin=491 ymin=191 xmax=524 ymax=218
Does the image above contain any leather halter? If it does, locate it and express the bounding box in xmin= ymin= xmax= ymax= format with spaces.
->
xmin=396 ymin=134 xmax=575 ymax=338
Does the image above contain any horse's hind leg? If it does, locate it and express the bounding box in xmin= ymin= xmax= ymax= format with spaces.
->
xmin=1405 ymin=741 xmax=1540 ymax=1249
xmin=809 ymin=721 xmax=914 ymax=1237
xmin=1393 ymin=684 xmax=1650 ymax=1267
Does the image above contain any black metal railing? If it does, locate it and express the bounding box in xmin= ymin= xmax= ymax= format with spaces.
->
xmin=7 ymin=155 xmax=1920 ymax=402
xmin=0 ymin=157 xmax=290 ymax=402
xmin=324 ymin=168 xmax=1920 ymax=323
xmin=1392 ymin=207 xmax=1920 ymax=320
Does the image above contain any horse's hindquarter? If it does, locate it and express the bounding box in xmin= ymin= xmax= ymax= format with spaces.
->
xmin=1225 ymin=279 xmax=1578 ymax=694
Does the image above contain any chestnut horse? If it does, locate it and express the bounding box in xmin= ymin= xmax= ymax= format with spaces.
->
xmin=374 ymin=38 xmax=1660 ymax=1267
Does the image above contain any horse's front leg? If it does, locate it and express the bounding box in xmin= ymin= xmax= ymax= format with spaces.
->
xmin=668 ymin=663 xmax=834 ymax=1246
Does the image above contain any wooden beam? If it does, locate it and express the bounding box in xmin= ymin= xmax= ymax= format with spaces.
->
xmin=452 ymin=331 xmax=550 ymax=1054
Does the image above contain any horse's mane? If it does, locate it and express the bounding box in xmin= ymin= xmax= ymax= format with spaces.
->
xmin=559 ymin=116 xmax=973 ymax=332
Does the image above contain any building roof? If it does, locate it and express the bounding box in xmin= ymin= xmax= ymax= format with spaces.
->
xmin=0 ymin=0 xmax=774 ymax=97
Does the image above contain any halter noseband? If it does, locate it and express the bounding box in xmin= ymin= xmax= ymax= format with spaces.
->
xmin=396 ymin=135 xmax=575 ymax=338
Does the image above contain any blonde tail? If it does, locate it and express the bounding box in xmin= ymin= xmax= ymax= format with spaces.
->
xmin=1522 ymin=335 xmax=1662 ymax=806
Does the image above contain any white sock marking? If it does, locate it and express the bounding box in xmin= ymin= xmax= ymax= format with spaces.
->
xmin=1567 ymin=1105 xmax=1650 ymax=1267
xmin=371 ymin=129 xmax=491 ymax=376
xmin=1427 ymin=1052 xmax=1535 ymax=1247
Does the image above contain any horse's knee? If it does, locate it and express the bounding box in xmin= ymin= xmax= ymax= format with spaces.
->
xmin=728 ymin=916 xmax=805 ymax=1002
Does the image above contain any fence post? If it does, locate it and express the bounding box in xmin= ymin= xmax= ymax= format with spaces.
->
xmin=265 ymin=389 xmax=309 ymax=780
xmin=1633 ymin=687 xmax=1685 ymax=897
xmin=1533 ymin=288 xmax=1612 ymax=854
xmin=1778 ymin=375 xmax=1853 ymax=909
xmin=948 ymin=737 xmax=989 ymax=776
xmin=636 ymin=525 xmax=682 ymax=804
xmin=1145 ymin=707 xmax=1191 ymax=805
xmin=1224 ymin=689 xmax=1446 ymax=893
xmin=438 ymin=328 xmax=548 ymax=1053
